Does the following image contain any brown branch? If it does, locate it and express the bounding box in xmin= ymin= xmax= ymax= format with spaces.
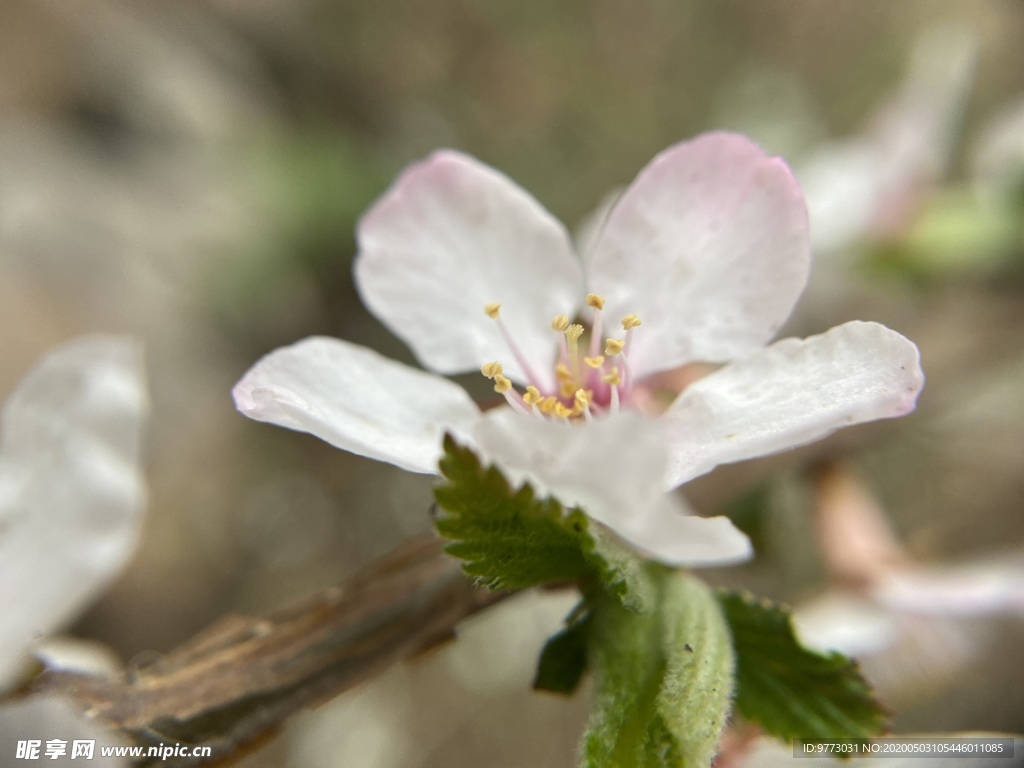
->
xmin=30 ymin=533 xmax=508 ymax=767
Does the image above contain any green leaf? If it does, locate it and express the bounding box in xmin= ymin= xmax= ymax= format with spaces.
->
xmin=719 ymin=590 xmax=888 ymax=742
xmin=433 ymin=434 xmax=643 ymax=601
xmin=533 ymin=608 xmax=590 ymax=695
xmin=582 ymin=570 xmax=734 ymax=768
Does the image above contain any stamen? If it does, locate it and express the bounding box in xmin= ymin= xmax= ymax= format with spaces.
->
xmin=619 ymin=353 xmax=635 ymax=398
xmin=587 ymin=294 xmax=605 ymax=358
xmin=621 ymin=314 xmax=642 ymax=330
xmin=603 ymin=367 xmax=621 ymax=414
xmin=620 ymin=314 xmax=641 ymax=390
xmin=523 ymin=385 xmax=542 ymax=406
xmin=522 ymin=385 xmax=545 ymax=419
xmin=485 ymin=302 xmax=544 ymax=389
xmin=490 ymin=373 xmax=531 ymax=415
xmin=605 ymin=338 xmax=625 ymax=356
xmin=479 ymin=300 xmax=644 ymax=420
xmin=601 ymin=367 xmax=622 ymax=386
xmin=574 ymin=388 xmax=593 ymax=422
xmin=480 ymin=361 xmax=503 ymax=379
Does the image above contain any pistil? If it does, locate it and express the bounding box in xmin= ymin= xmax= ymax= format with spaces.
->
xmin=479 ymin=300 xmax=644 ymax=422
xmin=565 ymin=323 xmax=585 ymax=386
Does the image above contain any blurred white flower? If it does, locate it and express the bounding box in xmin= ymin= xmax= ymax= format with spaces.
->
xmin=798 ymin=24 xmax=976 ymax=254
xmin=0 ymin=336 xmax=148 ymax=690
xmin=235 ymin=132 xmax=923 ymax=565
xmin=794 ymin=463 xmax=1024 ymax=695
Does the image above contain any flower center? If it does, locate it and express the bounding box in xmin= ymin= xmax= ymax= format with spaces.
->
xmin=479 ymin=293 xmax=642 ymax=421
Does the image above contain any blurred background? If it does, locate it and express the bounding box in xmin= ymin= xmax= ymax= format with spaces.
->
xmin=1 ymin=0 xmax=1022 ymax=765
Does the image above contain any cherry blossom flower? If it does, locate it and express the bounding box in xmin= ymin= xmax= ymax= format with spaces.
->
xmin=798 ymin=25 xmax=976 ymax=254
xmin=0 ymin=336 xmax=147 ymax=690
xmin=234 ymin=131 xmax=923 ymax=565
xmin=794 ymin=462 xmax=1024 ymax=696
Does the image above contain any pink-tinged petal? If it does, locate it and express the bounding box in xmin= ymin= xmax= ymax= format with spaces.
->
xmin=355 ymin=151 xmax=583 ymax=389
xmin=0 ymin=337 xmax=147 ymax=690
xmin=472 ymin=409 xmax=751 ymax=567
xmin=233 ymin=336 xmax=480 ymax=474
xmin=663 ymin=322 xmax=924 ymax=487
xmin=587 ymin=132 xmax=811 ymax=376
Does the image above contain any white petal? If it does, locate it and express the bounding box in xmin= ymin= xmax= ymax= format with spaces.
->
xmin=0 ymin=695 xmax=132 ymax=766
xmin=874 ymin=558 xmax=1024 ymax=618
xmin=663 ymin=321 xmax=924 ymax=487
xmin=354 ymin=151 xmax=583 ymax=389
xmin=0 ymin=336 xmax=147 ymax=690
xmin=472 ymin=409 xmax=751 ymax=567
xmin=800 ymin=140 xmax=889 ymax=254
xmin=233 ymin=336 xmax=480 ymax=474
xmin=793 ymin=592 xmax=898 ymax=658
xmin=587 ymin=132 xmax=810 ymax=375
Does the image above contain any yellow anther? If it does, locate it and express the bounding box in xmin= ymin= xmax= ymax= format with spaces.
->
xmin=574 ymin=389 xmax=591 ymax=410
xmin=551 ymin=314 xmax=570 ymax=332
xmin=565 ymin=324 xmax=584 ymax=342
xmin=480 ymin=361 xmax=503 ymax=379
xmin=605 ymin=338 xmax=625 ymax=356
xmin=523 ymin=385 xmax=542 ymax=406
xmin=538 ymin=396 xmax=559 ymax=415
xmin=553 ymin=402 xmax=573 ymax=419
xmin=584 ymin=355 xmax=605 ymax=369
xmin=622 ymin=314 xmax=642 ymax=330
xmin=602 ymin=367 xmax=622 ymax=386
xmin=493 ymin=374 xmax=512 ymax=393
xmin=586 ymin=293 xmax=606 ymax=310
xmin=484 ymin=302 xmax=502 ymax=319
xmin=560 ymin=380 xmax=577 ymax=398
xmin=555 ymin=363 xmax=573 ymax=381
